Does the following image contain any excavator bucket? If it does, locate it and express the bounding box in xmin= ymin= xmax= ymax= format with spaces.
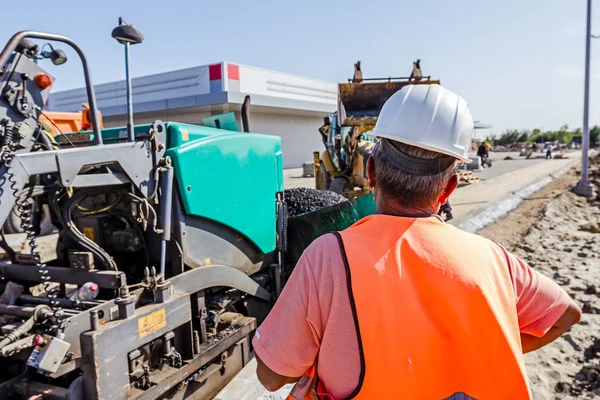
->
xmin=338 ymin=79 xmax=440 ymax=126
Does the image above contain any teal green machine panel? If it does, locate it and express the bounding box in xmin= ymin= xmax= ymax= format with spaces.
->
xmin=202 ymin=112 xmax=239 ymax=132
xmin=166 ymin=126 xmax=283 ymax=254
xmin=166 ymin=123 xmax=237 ymax=148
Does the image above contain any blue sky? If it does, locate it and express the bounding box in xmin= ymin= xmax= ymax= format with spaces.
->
xmin=1 ymin=0 xmax=597 ymax=135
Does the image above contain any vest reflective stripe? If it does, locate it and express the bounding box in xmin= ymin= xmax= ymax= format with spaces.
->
xmin=334 ymin=215 xmax=531 ymax=399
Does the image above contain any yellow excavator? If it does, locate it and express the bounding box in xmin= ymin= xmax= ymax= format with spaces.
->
xmin=314 ymin=60 xmax=440 ymax=198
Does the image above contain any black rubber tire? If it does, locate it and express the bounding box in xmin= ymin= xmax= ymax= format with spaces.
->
xmin=2 ymin=201 xmax=55 ymax=236
xmin=319 ymin=161 xmax=332 ymax=190
xmin=486 ymin=159 xmax=492 ymax=168
xmin=3 ymin=206 xmax=23 ymax=235
xmin=330 ymin=177 xmax=349 ymax=195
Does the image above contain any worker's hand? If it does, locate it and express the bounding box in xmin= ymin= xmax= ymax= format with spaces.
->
xmin=256 ymin=353 xmax=301 ymax=392
xmin=520 ymin=300 xmax=582 ymax=354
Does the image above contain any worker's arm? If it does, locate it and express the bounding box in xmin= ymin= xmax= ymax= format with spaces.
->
xmin=256 ymin=353 xmax=301 ymax=392
xmin=252 ymin=250 xmax=323 ymax=392
xmin=504 ymin=249 xmax=581 ymax=353
xmin=520 ymin=299 xmax=581 ymax=353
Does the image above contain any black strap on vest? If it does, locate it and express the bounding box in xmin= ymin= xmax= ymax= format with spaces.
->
xmin=332 ymin=232 xmax=365 ymax=399
xmin=378 ymin=139 xmax=456 ymax=176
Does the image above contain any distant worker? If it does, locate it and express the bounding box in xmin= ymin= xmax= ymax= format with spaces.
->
xmin=353 ymin=61 xmax=363 ymax=83
xmin=477 ymin=141 xmax=489 ymax=167
xmin=545 ymin=142 xmax=553 ymax=159
xmin=254 ymin=85 xmax=581 ymax=399
xmin=409 ymin=59 xmax=423 ymax=81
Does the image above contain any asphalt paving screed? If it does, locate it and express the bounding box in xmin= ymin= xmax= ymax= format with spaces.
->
xmin=284 ymin=188 xmax=348 ymax=217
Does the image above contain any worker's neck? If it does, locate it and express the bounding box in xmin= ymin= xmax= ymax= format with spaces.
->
xmin=376 ymin=198 xmax=437 ymax=218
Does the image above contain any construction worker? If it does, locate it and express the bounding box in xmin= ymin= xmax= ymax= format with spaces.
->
xmin=253 ymin=85 xmax=581 ymax=399
xmin=477 ymin=141 xmax=489 ymax=167
xmin=409 ymin=59 xmax=423 ymax=81
xmin=545 ymin=142 xmax=553 ymax=159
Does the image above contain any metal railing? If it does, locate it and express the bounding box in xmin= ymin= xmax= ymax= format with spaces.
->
xmin=347 ymin=76 xmax=434 ymax=83
xmin=0 ymin=31 xmax=103 ymax=145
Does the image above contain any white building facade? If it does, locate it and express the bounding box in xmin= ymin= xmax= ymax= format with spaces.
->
xmin=48 ymin=63 xmax=338 ymax=168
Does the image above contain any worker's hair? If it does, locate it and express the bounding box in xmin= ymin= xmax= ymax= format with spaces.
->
xmin=371 ymin=139 xmax=458 ymax=208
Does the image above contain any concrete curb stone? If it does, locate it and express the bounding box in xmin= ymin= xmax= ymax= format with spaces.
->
xmin=452 ymin=158 xmax=580 ymax=233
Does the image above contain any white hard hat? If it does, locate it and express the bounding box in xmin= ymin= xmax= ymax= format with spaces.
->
xmin=370 ymin=84 xmax=474 ymax=163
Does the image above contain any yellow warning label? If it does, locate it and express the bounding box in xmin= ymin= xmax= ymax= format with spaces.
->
xmin=181 ymin=130 xmax=189 ymax=141
xmin=138 ymin=308 xmax=167 ymax=339
xmin=83 ymin=227 xmax=94 ymax=241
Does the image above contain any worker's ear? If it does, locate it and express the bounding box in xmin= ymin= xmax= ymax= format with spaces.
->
xmin=439 ymin=173 xmax=459 ymax=205
xmin=367 ymin=156 xmax=376 ymax=188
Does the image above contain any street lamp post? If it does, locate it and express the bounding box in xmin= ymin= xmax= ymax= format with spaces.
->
xmin=111 ymin=18 xmax=144 ymax=143
xmin=575 ymin=0 xmax=595 ymax=197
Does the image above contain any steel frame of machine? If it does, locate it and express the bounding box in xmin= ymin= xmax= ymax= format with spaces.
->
xmin=0 ymin=31 xmax=283 ymax=399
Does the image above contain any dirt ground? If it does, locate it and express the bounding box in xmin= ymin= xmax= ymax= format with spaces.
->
xmin=478 ymin=160 xmax=600 ymax=400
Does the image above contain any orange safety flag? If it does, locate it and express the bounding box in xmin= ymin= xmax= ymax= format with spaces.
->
xmin=293 ymin=215 xmax=532 ymax=399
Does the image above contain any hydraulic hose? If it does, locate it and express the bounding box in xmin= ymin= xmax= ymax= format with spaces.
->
xmin=62 ymin=189 xmax=118 ymax=270
xmin=0 ymin=305 xmax=36 ymax=318
xmin=0 ymin=305 xmax=53 ymax=352
xmin=0 ymin=316 xmax=34 ymax=352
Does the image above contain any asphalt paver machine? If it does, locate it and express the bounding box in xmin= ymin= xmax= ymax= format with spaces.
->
xmin=0 ymin=31 xmax=376 ymax=399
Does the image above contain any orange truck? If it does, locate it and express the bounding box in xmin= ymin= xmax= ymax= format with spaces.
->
xmin=39 ymin=103 xmax=103 ymax=136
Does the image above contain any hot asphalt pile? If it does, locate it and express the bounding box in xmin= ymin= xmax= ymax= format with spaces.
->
xmin=284 ymin=188 xmax=348 ymax=217
xmin=505 ymin=156 xmax=600 ymax=399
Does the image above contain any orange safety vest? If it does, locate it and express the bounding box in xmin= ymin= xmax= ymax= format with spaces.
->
xmin=288 ymin=215 xmax=531 ymax=400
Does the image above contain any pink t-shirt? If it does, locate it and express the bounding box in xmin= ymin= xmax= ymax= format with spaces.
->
xmin=253 ymin=233 xmax=570 ymax=399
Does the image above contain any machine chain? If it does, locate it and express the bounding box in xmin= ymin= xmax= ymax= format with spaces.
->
xmin=1 ymin=133 xmax=66 ymax=334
